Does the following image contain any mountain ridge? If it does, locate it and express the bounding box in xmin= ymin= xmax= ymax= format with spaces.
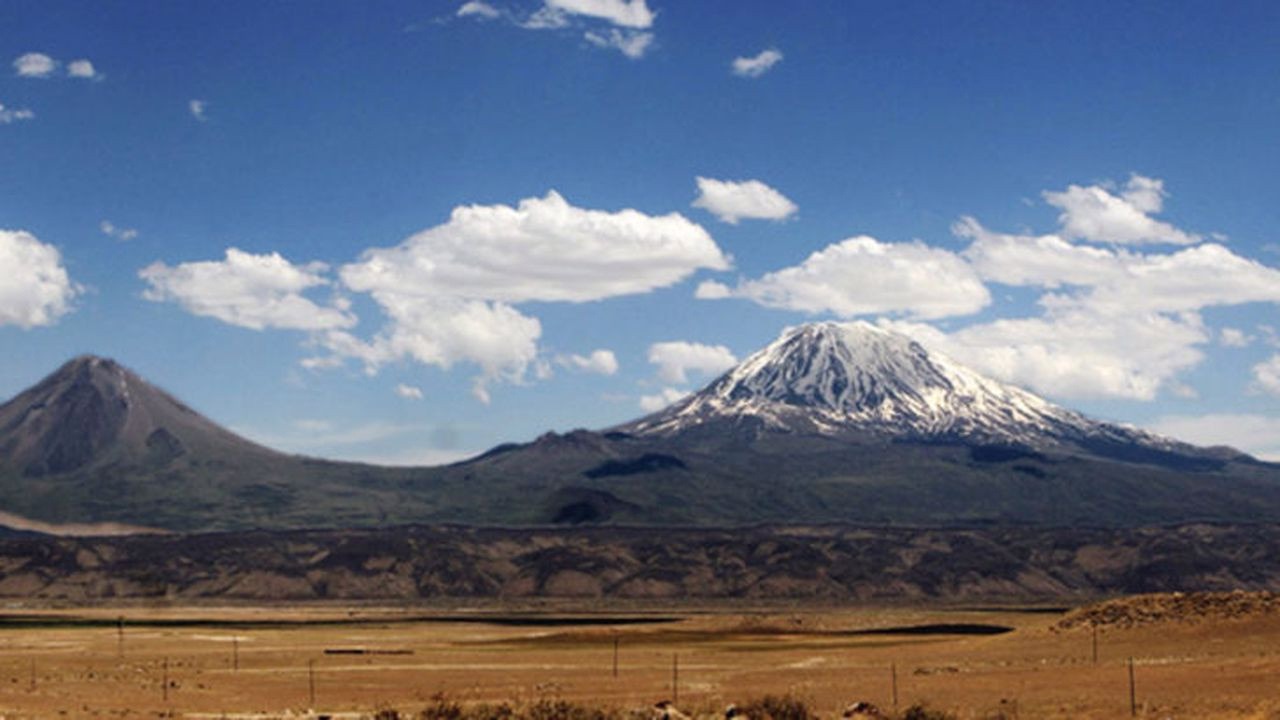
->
xmin=618 ymin=321 xmax=1245 ymax=469
xmin=0 ymin=322 xmax=1277 ymax=532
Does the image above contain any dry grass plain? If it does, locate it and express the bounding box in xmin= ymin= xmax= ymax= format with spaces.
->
xmin=0 ymin=602 xmax=1277 ymax=720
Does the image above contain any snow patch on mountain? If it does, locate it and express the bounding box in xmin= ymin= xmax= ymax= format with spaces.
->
xmin=624 ymin=321 xmax=1179 ymax=451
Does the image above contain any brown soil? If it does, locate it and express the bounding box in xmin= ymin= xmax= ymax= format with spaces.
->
xmin=0 ymin=602 xmax=1278 ymax=718
xmin=1054 ymin=590 xmax=1280 ymax=630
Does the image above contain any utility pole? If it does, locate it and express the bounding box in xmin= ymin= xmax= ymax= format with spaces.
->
xmin=1128 ymin=657 xmax=1136 ymax=717
xmin=1092 ymin=625 xmax=1098 ymax=665
xmin=672 ymin=653 xmax=678 ymax=706
xmin=612 ymin=636 xmax=619 ymax=678
xmin=117 ymin=616 xmax=124 ymax=658
xmin=162 ymin=656 xmax=169 ymax=702
xmin=891 ymin=662 xmax=898 ymax=713
xmin=233 ymin=637 xmax=239 ymax=672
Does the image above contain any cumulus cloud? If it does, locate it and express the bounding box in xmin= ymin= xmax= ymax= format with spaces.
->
xmin=147 ymin=192 xmax=724 ymax=404
xmin=639 ymin=386 xmax=688 ymax=412
xmin=732 ymin=48 xmax=783 ymax=78
xmin=877 ymin=174 xmax=1280 ymax=401
xmin=708 ymin=235 xmax=990 ymax=320
xmin=465 ymin=0 xmax=658 ymax=59
xmin=1043 ymin=174 xmax=1200 ymax=245
xmin=886 ymin=309 xmax=1209 ymax=401
xmin=647 ymin=341 xmax=737 ymax=384
xmin=0 ymin=102 xmax=34 ymax=125
xmin=558 ymin=349 xmax=619 ymax=375
xmin=457 ymin=1 xmax=501 ymax=19
xmin=13 ymin=52 xmax=56 ymax=78
xmin=316 ymin=298 xmax=541 ymax=403
xmin=66 ymin=59 xmax=98 ymax=79
xmin=692 ymin=177 xmax=797 ymax=224
xmin=323 ymin=191 xmax=724 ymax=399
xmin=546 ymin=0 xmax=655 ymax=28
xmin=0 ymin=229 xmax=79 ymax=328
xmin=189 ymin=99 xmax=208 ymax=122
xmin=395 ymin=383 xmax=425 ymax=400
xmin=1220 ymin=328 xmax=1253 ymax=348
xmin=959 ymin=217 xmax=1280 ymax=313
xmin=99 ymin=220 xmax=138 ymax=241
xmin=340 ymin=190 xmax=727 ymax=304
xmin=957 ymin=217 xmax=1121 ymax=288
xmin=139 ymin=249 xmax=356 ymax=332
xmin=1254 ymin=355 xmax=1280 ymax=397
xmin=1149 ymin=414 xmax=1280 ymax=461
xmin=584 ymin=29 xmax=654 ymax=59
xmin=694 ymin=280 xmax=732 ymax=299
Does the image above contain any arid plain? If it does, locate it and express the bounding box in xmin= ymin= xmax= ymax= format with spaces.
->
xmin=0 ymin=599 xmax=1278 ymax=719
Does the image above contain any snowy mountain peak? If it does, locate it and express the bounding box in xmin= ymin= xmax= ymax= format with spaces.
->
xmin=623 ymin=321 xmax=1166 ymax=450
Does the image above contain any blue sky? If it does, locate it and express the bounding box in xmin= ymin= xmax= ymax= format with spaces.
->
xmin=2 ymin=0 xmax=1280 ymax=462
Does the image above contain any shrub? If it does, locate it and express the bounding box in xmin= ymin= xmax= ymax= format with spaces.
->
xmin=737 ymin=695 xmax=814 ymax=720
xmin=900 ymin=704 xmax=956 ymax=720
xmin=526 ymin=699 xmax=620 ymax=720
xmin=419 ymin=694 xmax=463 ymax=720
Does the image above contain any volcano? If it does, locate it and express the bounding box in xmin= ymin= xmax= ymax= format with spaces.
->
xmin=454 ymin=322 xmax=1278 ymax=526
xmin=0 ymin=356 xmax=431 ymax=532
xmin=1 ymin=325 xmax=1278 ymax=532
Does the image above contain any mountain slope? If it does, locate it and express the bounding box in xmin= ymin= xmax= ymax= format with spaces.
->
xmin=0 ymin=327 xmax=1278 ymax=533
xmin=0 ymin=357 xmax=444 ymax=531
xmin=0 ymin=355 xmax=282 ymax=477
xmin=445 ymin=322 xmax=1276 ymax=526
xmin=621 ymin=322 xmax=1235 ymax=465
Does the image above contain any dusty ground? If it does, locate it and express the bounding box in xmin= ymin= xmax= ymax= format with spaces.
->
xmin=0 ymin=599 xmax=1277 ymax=719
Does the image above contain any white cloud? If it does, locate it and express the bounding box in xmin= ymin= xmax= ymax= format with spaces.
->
xmin=152 ymin=192 xmax=724 ymax=404
xmin=1254 ymin=355 xmax=1280 ymax=397
xmin=1073 ymin=243 xmax=1280 ymax=314
xmin=639 ymin=386 xmax=688 ymax=412
xmin=886 ymin=308 xmax=1209 ymax=402
xmin=457 ymin=1 xmax=501 ymax=19
xmin=957 ymin=217 xmax=1121 ymax=288
xmin=558 ymin=349 xmax=619 ymax=375
xmin=584 ymin=29 xmax=654 ymax=59
xmin=546 ymin=0 xmax=655 ymax=28
xmin=959 ymin=217 xmax=1280 ymax=313
xmin=339 ymin=190 xmax=727 ymax=304
xmin=66 ymin=59 xmax=98 ymax=79
xmin=0 ymin=102 xmax=34 ymax=125
xmin=316 ymin=298 xmax=542 ymax=404
xmin=99 ymin=220 xmax=138 ymax=241
xmin=732 ymin=48 xmax=783 ymax=78
xmin=1043 ymin=174 xmax=1200 ymax=245
xmin=139 ymin=248 xmax=356 ymax=332
xmin=647 ymin=341 xmax=737 ymax=384
xmin=710 ymin=235 xmax=990 ymax=320
xmin=300 ymin=355 xmax=345 ymax=371
xmin=889 ymin=175 xmax=1280 ymax=401
xmin=0 ymin=230 xmax=79 ymax=328
xmin=395 ymin=383 xmax=425 ymax=400
xmin=470 ymin=0 xmax=658 ymax=58
xmin=1220 ymin=327 xmax=1253 ymax=348
xmin=692 ymin=176 xmax=797 ymax=224
xmin=521 ymin=6 xmax=571 ymax=29
xmin=694 ymin=280 xmax=732 ymax=299
xmin=332 ymin=188 xmax=726 ymax=400
xmin=1148 ymin=414 xmax=1280 ymax=462
xmin=189 ymin=99 xmax=208 ymax=122
xmin=13 ymin=52 xmax=56 ymax=78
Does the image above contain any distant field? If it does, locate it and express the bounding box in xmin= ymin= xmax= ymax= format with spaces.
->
xmin=0 ymin=602 xmax=1277 ymax=719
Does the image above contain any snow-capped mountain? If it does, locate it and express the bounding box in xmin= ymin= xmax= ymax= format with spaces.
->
xmin=624 ymin=321 xmax=1192 ymax=454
